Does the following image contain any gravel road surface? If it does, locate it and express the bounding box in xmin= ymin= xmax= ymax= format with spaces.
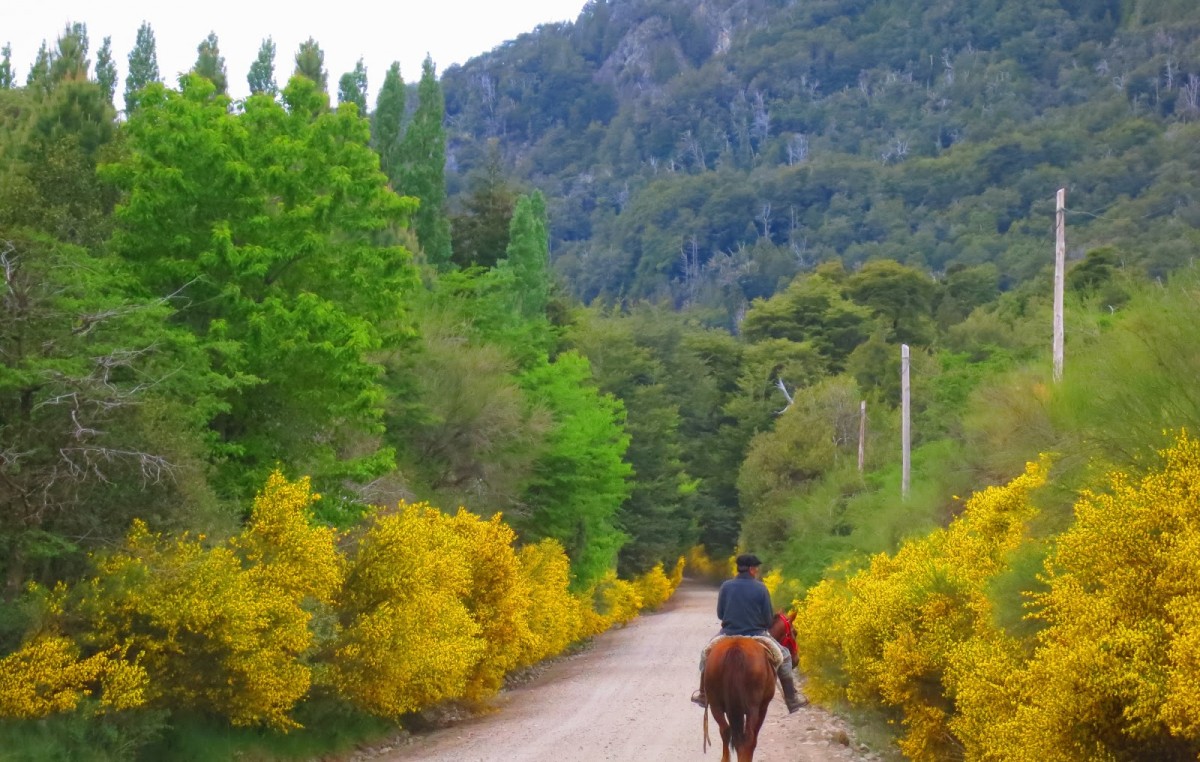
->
xmin=373 ymin=581 xmax=877 ymax=761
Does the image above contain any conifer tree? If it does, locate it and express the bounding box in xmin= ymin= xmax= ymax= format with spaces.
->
xmin=50 ymin=23 xmax=88 ymax=84
xmin=293 ymin=37 xmax=327 ymax=93
xmin=124 ymin=22 xmax=160 ymax=113
xmin=95 ymin=36 xmax=117 ymax=104
xmin=247 ymin=37 xmax=276 ymax=96
xmin=397 ymin=56 xmax=451 ymax=268
xmin=451 ymin=143 xmax=517 ymax=269
xmin=192 ymin=32 xmax=227 ymax=95
xmin=337 ymin=58 xmax=367 ymax=115
xmin=372 ymin=61 xmax=405 ymax=182
xmin=0 ymin=44 xmax=14 ymax=89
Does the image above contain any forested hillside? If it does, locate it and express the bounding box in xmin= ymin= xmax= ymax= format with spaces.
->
xmin=442 ymin=0 xmax=1200 ymax=318
xmin=4 ymin=1 xmax=1200 ymax=759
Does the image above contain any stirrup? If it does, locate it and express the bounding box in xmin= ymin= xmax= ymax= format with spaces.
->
xmin=690 ymin=690 xmax=707 ymax=707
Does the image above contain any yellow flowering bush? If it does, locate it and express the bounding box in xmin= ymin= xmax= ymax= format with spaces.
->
xmin=515 ymin=539 xmax=585 ymax=668
xmin=0 ymin=636 xmax=146 ymax=718
xmin=331 ymin=502 xmax=485 ymax=718
xmin=795 ymin=460 xmax=1045 ymax=761
xmin=79 ymin=524 xmax=312 ymax=729
xmin=586 ymin=571 xmax=643 ymax=633
xmin=633 ymin=563 xmax=673 ymax=611
xmin=668 ymin=555 xmax=686 ymax=589
xmin=962 ymin=433 xmax=1200 ymax=760
xmin=761 ymin=568 xmax=784 ymax=600
xmin=448 ymin=509 xmax=534 ymax=699
xmin=0 ymin=468 xmax=691 ymax=730
xmin=234 ymin=471 xmax=343 ymax=605
xmin=68 ymin=472 xmax=337 ymax=730
xmin=685 ymin=546 xmax=732 ymax=583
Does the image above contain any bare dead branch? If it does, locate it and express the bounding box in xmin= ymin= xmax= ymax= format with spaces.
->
xmin=0 ymin=447 xmax=36 ymax=469
xmin=775 ymin=377 xmax=795 ymax=414
xmin=59 ymin=447 xmax=176 ymax=486
xmin=70 ymin=409 xmax=102 ymax=440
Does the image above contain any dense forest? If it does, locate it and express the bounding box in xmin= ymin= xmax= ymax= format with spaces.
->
xmin=3 ymin=0 xmax=1200 ymax=758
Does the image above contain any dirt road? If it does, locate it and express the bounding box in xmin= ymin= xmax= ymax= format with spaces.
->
xmin=376 ymin=582 xmax=875 ymax=761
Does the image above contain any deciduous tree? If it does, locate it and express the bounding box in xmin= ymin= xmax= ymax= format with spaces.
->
xmin=104 ymin=74 xmax=419 ymax=497
xmin=337 ymin=58 xmax=367 ymax=115
xmin=517 ymin=352 xmax=632 ymax=588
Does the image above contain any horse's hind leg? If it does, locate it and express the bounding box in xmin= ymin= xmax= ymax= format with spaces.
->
xmin=736 ymin=700 xmax=770 ymax=762
xmin=714 ymin=713 xmax=732 ymax=762
xmin=734 ymin=729 xmax=753 ymax=762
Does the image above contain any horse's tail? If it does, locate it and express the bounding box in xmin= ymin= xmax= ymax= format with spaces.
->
xmin=723 ymin=644 xmax=748 ymax=750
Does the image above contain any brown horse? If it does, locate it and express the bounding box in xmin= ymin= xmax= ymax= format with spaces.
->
xmin=701 ymin=637 xmax=776 ymax=762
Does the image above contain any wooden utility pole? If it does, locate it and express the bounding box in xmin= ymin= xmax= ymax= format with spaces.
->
xmin=901 ymin=344 xmax=910 ymax=499
xmin=1053 ymin=187 xmax=1066 ymax=383
xmin=857 ymin=400 xmax=867 ymax=473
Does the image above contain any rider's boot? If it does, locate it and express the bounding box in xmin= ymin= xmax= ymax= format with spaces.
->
xmin=776 ymin=663 xmax=808 ymax=713
xmin=691 ymin=670 xmax=707 ymax=707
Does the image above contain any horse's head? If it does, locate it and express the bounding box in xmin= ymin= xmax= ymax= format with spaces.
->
xmin=769 ymin=611 xmax=798 ymax=665
xmin=768 ymin=611 xmax=792 ymax=639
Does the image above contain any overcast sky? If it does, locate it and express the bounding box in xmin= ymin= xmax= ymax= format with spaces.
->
xmin=4 ymin=1 xmax=589 ymax=104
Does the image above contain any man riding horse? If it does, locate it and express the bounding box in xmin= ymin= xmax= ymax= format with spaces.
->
xmin=691 ymin=553 xmax=807 ymax=713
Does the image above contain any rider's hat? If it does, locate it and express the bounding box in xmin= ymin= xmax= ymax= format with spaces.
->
xmin=735 ymin=553 xmax=763 ymax=569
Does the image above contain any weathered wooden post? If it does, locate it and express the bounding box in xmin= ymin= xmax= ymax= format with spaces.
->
xmin=1053 ymin=187 xmax=1066 ymax=383
xmin=858 ymin=400 xmax=867 ymax=473
xmin=901 ymin=344 xmax=910 ymax=499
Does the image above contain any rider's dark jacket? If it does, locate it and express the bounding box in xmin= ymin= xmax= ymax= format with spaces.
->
xmin=716 ymin=571 xmax=773 ymax=636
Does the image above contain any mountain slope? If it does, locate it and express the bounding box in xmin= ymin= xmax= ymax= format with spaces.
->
xmin=441 ymin=0 xmax=1200 ymax=322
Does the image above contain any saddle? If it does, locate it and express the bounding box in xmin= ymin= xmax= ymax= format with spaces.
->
xmin=701 ymin=633 xmax=785 ymax=670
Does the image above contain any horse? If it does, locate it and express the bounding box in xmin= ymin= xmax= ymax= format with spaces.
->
xmin=701 ymin=637 xmax=776 ymax=762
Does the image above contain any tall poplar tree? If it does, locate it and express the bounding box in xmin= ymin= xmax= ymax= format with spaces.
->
xmin=26 ymin=42 xmax=51 ymax=94
xmin=499 ymin=191 xmax=550 ymax=319
xmin=192 ymin=32 xmax=227 ymax=95
xmin=247 ymin=37 xmax=276 ymax=96
xmin=95 ymin=36 xmax=117 ymax=104
xmin=0 ymin=44 xmax=14 ymax=89
xmin=293 ymin=37 xmax=327 ymax=93
xmin=372 ymin=61 xmax=405 ymax=182
xmin=124 ymin=21 xmax=160 ymax=113
xmin=397 ymin=56 xmax=451 ymax=268
xmin=337 ymin=58 xmax=367 ymax=115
